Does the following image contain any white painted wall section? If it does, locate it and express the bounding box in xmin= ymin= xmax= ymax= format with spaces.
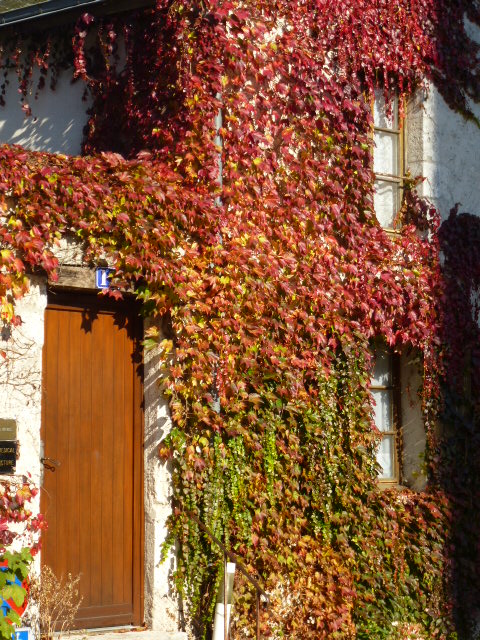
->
xmin=143 ymin=318 xmax=183 ymax=632
xmin=0 ymin=277 xmax=46 ymax=488
xmin=0 ymin=68 xmax=90 ymax=156
xmin=407 ymin=84 xmax=480 ymax=221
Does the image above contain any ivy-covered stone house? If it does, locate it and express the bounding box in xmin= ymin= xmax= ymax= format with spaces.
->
xmin=0 ymin=1 xmax=480 ymax=639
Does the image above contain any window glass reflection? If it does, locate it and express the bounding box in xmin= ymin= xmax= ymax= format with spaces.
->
xmin=374 ymin=130 xmax=398 ymax=175
xmin=377 ymin=435 xmax=395 ymax=479
xmin=371 ymin=389 xmax=393 ymax=432
xmin=373 ymin=91 xmax=398 ymax=129
xmin=372 ymin=345 xmax=392 ymax=386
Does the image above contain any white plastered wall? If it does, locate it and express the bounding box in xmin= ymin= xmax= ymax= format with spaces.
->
xmin=0 ymin=66 xmax=90 ymax=155
xmin=0 ymin=277 xmax=46 ymax=522
xmin=409 ymin=25 xmax=480 ymax=216
xmin=407 ymin=85 xmax=480 ymax=222
xmin=143 ymin=320 xmax=182 ymax=631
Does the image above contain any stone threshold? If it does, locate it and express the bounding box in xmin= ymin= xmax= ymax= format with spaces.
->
xmin=67 ymin=629 xmax=187 ymax=640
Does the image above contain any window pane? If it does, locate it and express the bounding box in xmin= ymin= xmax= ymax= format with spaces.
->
xmin=374 ymin=91 xmax=398 ymax=129
xmin=371 ymin=389 xmax=393 ymax=432
xmin=377 ymin=435 xmax=395 ymax=479
xmin=374 ymin=130 xmax=399 ymax=175
xmin=372 ymin=345 xmax=392 ymax=386
xmin=374 ymin=179 xmax=399 ymax=228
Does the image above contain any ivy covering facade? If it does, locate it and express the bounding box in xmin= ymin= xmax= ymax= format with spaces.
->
xmin=1 ymin=0 xmax=480 ymax=638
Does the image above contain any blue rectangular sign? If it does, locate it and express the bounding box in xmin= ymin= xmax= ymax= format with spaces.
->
xmin=14 ymin=628 xmax=31 ymax=640
xmin=95 ymin=267 xmax=114 ymax=289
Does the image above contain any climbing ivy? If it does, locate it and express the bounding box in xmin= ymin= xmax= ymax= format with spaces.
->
xmin=1 ymin=0 xmax=480 ymax=637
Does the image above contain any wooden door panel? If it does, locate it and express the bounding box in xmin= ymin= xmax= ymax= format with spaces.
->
xmin=41 ymin=295 xmax=143 ymax=629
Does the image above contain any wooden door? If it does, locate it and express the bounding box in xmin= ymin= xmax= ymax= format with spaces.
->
xmin=41 ymin=293 xmax=143 ymax=629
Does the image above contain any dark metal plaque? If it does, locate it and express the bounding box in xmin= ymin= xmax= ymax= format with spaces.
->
xmin=0 ymin=441 xmax=17 ymax=474
xmin=0 ymin=419 xmax=16 ymax=440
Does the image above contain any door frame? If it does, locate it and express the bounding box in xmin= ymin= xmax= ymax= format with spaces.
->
xmin=40 ymin=289 xmax=145 ymax=628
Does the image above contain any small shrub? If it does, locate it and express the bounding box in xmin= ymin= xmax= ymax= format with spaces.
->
xmin=29 ymin=566 xmax=82 ymax=640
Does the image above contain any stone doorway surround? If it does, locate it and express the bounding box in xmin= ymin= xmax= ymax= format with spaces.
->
xmin=0 ymin=237 xmax=183 ymax=634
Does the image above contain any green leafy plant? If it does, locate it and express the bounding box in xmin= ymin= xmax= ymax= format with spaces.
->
xmin=0 ymin=549 xmax=32 ymax=638
xmin=0 ymin=480 xmax=43 ymax=639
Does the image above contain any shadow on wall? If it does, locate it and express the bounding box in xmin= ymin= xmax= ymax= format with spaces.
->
xmin=143 ymin=316 xmax=173 ymax=462
xmin=437 ymin=209 xmax=480 ymax=639
xmin=418 ymin=89 xmax=480 ymax=221
xmin=142 ymin=315 xmax=184 ymax=628
xmin=406 ymin=13 xmax=480 ymax=223
xmin=0 ymin=68 xmax=90 ymax=155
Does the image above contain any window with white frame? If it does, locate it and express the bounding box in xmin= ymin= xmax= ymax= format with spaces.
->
xmin=373 ymin=92 xmax=403 ymax=229
xmin=371 ymin=343 xmax=399 ymax=483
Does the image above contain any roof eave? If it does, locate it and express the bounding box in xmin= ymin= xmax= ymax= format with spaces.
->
xmin=0 ymin=0 xmax=152 ymax=29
